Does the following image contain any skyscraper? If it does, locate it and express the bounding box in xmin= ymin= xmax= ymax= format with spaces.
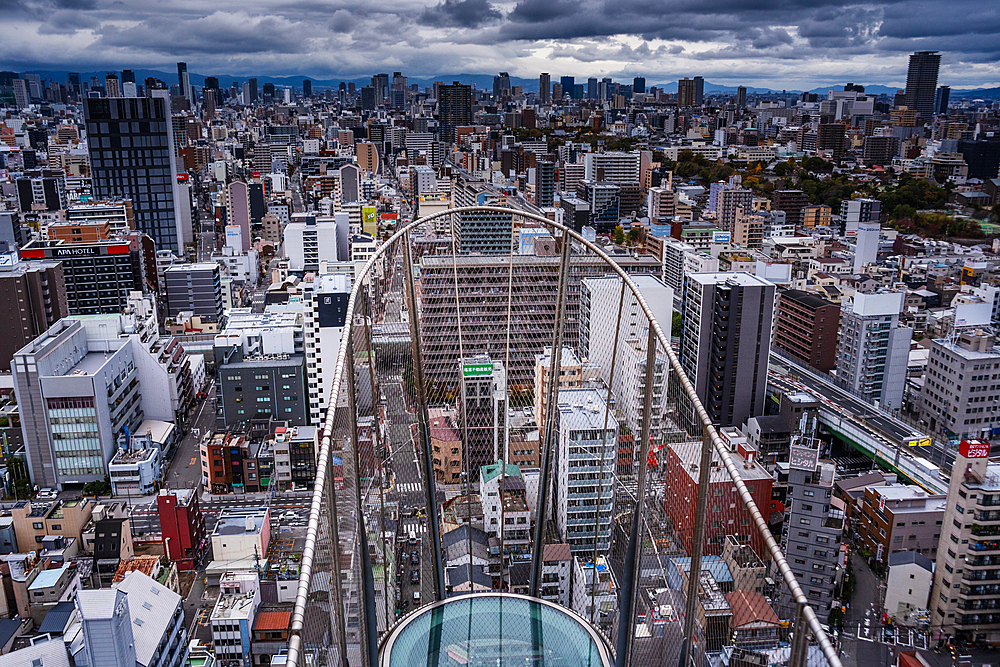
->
xmin=934 ymin=85 xmax=950 ymax=115
xmin=560 ymin=76 xmax=574 ymax=99
xmin=633 ymin=76 xmax=645 ymax=94
xmin=903 ymin=50 xmax=940 ymax=121
xmin=248 ymin=77 xmax=258 ymax=103
xmin=736 ymin=85 xmax=747 ymax=109
xmin=302 ymin=78 xmax=312 ymax=97
xmin=677 ymin=77 xmax=696 ymax=107
xmin=539 ymin=72 xmax=550 ymax=103
xmin=120 ymin=69 xmax=135 ymax=84
xmin=493 ymin=72 xmax=511 ymax=100
xmin=84 ymin=95 xmax=184 ymax=251
xmin=437 ymin=81 xmax=472 ymax=145
xmin=587 ymin=77 xmax=598 ymax=99
xmin=694 ymin=75 xmax=704 ymax=105
xmin=176 ymin=61 xmax=191 ymax=103
xmin=105 ymin=73 xmax=121 ymax=98
xmin=535 ymin=160 xmax=555 ymax=207
xmin=681 ymin=272 xmax=775 ymax=428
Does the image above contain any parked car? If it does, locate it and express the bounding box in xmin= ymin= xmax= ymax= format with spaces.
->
xmin=36 ymin=488 xmax=58 ymax=501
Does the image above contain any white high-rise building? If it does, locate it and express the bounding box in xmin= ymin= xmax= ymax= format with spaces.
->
xmin=583 ymin=151 xmax=641 ymax=184
xmin=304 ymin=274 xmax=352 ymax=424
xmin=554 ymin=388 xmax=617 ymax=554
xmin=835 ymin=291 xmax=911 ymax=411
xmin=286 ymin=214 xmax=342 ymax=273
xmin=840 ymin=198 xmax=881 ymax=237
xmin=853 ymin=220 xmax=880 ymax=274
xmin=580 ymin=275 xmax=674 ymax=439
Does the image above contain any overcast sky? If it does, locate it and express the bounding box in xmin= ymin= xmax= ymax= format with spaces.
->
xmin=1 ymin=0 xmax=998 ymax=88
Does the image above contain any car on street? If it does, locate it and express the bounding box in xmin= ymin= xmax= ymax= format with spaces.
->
xmin=410 ymin=552 xmax=420 ymax=565
xmin=410 ymin=569 xmax=420 ymax=584
xmin=412 ymin=591 xmax=420 ymax=604
xmin=279 ymin=511 xmax=297 ymax=521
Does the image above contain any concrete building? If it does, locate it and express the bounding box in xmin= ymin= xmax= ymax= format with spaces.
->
xmin=570 ymin=555 xmax=618 ymax=630
xmin=163 ymin=263 xmax=223 ymax=320
xmin=108 ymin=439 xmax=161 ymax=496
xmin=458 ymin=354 xmax=507 ymax=475
xmin=680 ymin=273 xmax=775 ymax=428
xmin=580 ymin=275 xmax=673 ymax=440
xmin=479 ymin=460 xmax=531 ymax=557
xmin=835 ymin=291 xmax=911 ymax=412
xmin=211 ymin=507 xmax=270 ymax=563
xmin=303 ymin=274 xmax=351 ymax=425
xmin=775 ymin=442 xmax=843 ymax=622
xmin=583 ymin=151 xmax=640 ymax=185
xmin=930 ymin=438 xmax=1000 ymax=644
xmin=285 ymin=214 xmax=344 ymax=273
xmin=451 ymin=174 xmax=513 ymax=254
xmin=840 ymin=198 xmax=881 ymax=237
xmin=857 ymin=485 xmax=946 ymax=566
xmin=885 ymin=551 xmax=934 ymax=620
xmin=19 ymin=239 xmax=143 ymax=316
xmin=854 ymin=221 xmax=881 ymax=274
xmin=554 ymin=388 xmax=617 ymax=553
xmin=539 ymin=543 xmax=572 ymax=608
xmin=11 ymin=320 xmax=145 ymax=488
xmin=429 ymin=406 xmax=463 ymax=484
xmin=919 ymin=330 xmax=1000 ymax=439
xmin=0 ymin=259 xmax=68 ymax=372
xmin=211 ymin=571 xmax=260 ymax=667
xmin=773 ymin=290 xmax=841 ymax=373
xmin=157 ymin=488 xmax=208 ymax=571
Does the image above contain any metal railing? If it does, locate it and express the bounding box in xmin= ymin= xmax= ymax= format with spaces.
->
xmin=284 ymin=207 xmax=843 ymax=667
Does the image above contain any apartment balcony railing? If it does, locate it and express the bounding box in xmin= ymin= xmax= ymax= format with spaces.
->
xmin=284 ymin=207 xmax=842 ymax=667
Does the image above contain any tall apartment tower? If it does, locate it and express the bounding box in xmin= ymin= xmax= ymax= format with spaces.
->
xmin=840 ymin=198 xmax=881 ymax=237
xmin=680 ymin=273 xmax=776 ymax=428
xmin=677 ymin=78 xmax=697 ymax=107
xmin=903 ymin=51 xmax=941 ymax=122
xmin=84 ymin=96 xmax=184 ymax=251
xmin=918 ymin=330 xmax=1000 ymax=439
xmin=535 ymin=160 xmax=555 ymax=207
xmin=930 ymin=438 xmax=1000 ymax=646
xmin=776 ymin=442 xmax=842 ymax=622
xmin=303 ymin=274 xmax=351 ymax=425
xmin=437 ymin=82 xmax=473 ymax=145
xmin=694 ymin=76 xmax=704 ymax=105
xmin=0 ymin=260 xmax=68 ymax=371
xmin=736 ymin=85 xmax=747 ymax=109
xmin=835 ymin=291 xmax=911 ymax=411
xmin=539 ymin=73 xmax=550 ymax=103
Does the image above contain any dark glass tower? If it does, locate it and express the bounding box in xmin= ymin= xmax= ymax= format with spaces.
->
xmin=903 ymin=51 xmax=940 ymax=121
xmin=437 ymin=82 xmax=472 ymax=145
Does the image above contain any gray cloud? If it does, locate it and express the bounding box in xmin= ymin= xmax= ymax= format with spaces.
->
xmin=0 ymin=0 xmax=995 ymax=88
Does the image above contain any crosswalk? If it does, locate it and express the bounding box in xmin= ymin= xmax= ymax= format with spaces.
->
xmin=395 ymin=482 xmax=424 ymax=494
xmin=403 ymin=520 xmax=428 ymax=534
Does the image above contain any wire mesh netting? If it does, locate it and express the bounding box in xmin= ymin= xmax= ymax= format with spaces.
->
xmin=286 ymin=207 xmax=843 ymax=667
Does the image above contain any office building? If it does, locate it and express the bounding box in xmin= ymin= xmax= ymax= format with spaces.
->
xmin=303 ymin=274 xmax=351 ymax=424
xmin=417 ymin=253 xmax=661 ymax=384
xmin=554 ymin=388 xmax=617 ymax=553
xmin=0 ymin=259 xmax=68 ymax=372
xmin=773 ymin=290 xmax=840 ymax=373
xmin=479 ymin=460 xmax=530 ymax=556
xmin=211 ymin=507 xmax=270 ymax=562
xmin=934 ymin=85 xmax=951 ymax=115
xmin=84 ymin=96 xmax=184 ymax=251
xmin=15 ymin=169 xmax=67 ymax=212
xmin=583 ymin=151 xmax=641 ymax=185
xmin=163 ymin=263 xmax=223 ymax=320
xmin=20 ymin=239 xmax=143 ymax=315
xmin=930 ymin=438 xmax=1000 ymax=645
xmin=863 ymin=136 xmax=901 ymax=166
xmin=717 ymin=187 xmax=753 ymax=233
xmin=157 ymin=488 xmax=205 ymax=571
xmin=680 ymin=273 xmax=775 ymax=428
xmin=835 ymin=291 xmax=911 ymax=411
xmin=571 ymin=556 xmax=619 ymax=630
xmin=856 ymin=484 xmax=946 ymax=566
xmin=775 ymin=442 xmax=842 ymax=622
xmin=903 ymin=51 xmax=941 ymax=121
xmin=736 ymin=85 xmax=747 ymax=109
xmin=839 ymin=198 xmax=881 ymax=237
xmin=458 ymin=355 xmax=507 ymax=475
xmin=438 ymin=82 xmax=473 ymax=145
xmin=816 ymin=123 xmax=847 ymax=157
xmin=11 ymin=319 xmax=143 ymax=488
xmin=539 ymin=73 xmax=550 ymax=103
xmin=211 ymin=571 xmax=261 ymax=667
xmin=678 ymin=78 xmax=698 ymax=107
xmin=560 ymin=76 xmax=575 ymax=99
xmin=884 ymin=551 xmax=934 ymax=619
xmin=451 ymin=175 xmax=513 ymax=254
xmin=226 ymin=181 xmax=251 ymax=252
xmin=919 ymin=329 xmax=1000 ymax=438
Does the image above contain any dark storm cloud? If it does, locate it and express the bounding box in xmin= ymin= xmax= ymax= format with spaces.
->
xmin=99 ymin=13 xmax=308 ymax=56
xmin=419 ymin=0 xmax=502 ymax=27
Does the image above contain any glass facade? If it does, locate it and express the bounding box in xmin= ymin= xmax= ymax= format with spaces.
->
xmin=47 ymin=397 xmax=104 ymax=477
xmin=382 ymin=593 xmax=612 ymax=667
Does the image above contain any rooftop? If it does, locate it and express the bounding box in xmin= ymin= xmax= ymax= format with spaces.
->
xmin=213 ymin=507 xmax=268 ymax=536
xmin=28 ymin=563 xmax=72 ymax=591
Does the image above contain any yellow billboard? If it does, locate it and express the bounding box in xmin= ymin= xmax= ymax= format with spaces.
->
xmin=362 ymin=206 xmax=377 ymax=236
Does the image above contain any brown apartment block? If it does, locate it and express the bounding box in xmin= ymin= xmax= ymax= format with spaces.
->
xmin=773 ymin=290 xmax=841 ymax=372
xmin=772 ymin=190 xmax=810 ymax=228
xmin=47 ymin=220 xmax=112 ymax=243
xmin=857 ymin=485 xmax=946 ymax=566
xmin=0 ymin=259 xmax=69 ymax=371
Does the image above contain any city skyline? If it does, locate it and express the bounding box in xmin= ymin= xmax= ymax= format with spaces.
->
xmin=1 ymin=0 xmax=999 ymax=89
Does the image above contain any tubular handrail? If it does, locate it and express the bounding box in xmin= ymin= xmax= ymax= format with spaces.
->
xmin=285 ymin=206 xmax=843 ymax=667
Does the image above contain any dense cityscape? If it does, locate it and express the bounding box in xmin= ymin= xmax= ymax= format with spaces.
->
xmin=0 ymin=44 xmax=999 ymax=667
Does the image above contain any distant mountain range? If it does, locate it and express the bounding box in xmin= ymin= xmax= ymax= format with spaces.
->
xmin=16 ymin=68 xmax=1000 ymax=100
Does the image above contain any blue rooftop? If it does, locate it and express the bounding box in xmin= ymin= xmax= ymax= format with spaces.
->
xmin=28 ymin=564 xmax=70 ymax=591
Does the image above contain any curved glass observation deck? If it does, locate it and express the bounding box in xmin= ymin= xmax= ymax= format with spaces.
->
xmin=381 ymin=593 xmax=613 ymax=667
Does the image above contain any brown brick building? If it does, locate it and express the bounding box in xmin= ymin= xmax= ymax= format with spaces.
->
xmin=773 ymin=290 xmax=841 ymax=372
